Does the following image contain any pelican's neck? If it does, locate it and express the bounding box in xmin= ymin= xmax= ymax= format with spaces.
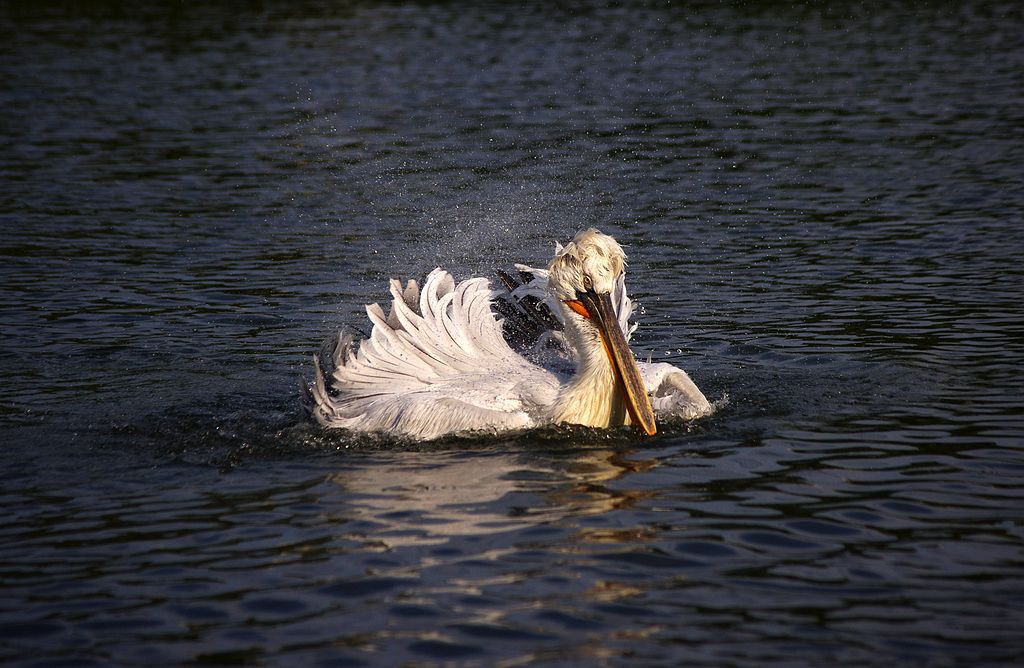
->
xmin=550 ymin=309 xmax=630 ymax=429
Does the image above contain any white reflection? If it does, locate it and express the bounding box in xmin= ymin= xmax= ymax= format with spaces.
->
xmin=327 ymin=448 xmax=656 ymax=548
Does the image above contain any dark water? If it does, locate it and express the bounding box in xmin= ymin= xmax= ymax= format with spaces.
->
xmin=2 ymin=1 xmax=1024 ymax=665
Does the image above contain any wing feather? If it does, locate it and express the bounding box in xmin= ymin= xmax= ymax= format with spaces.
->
xmin=309 ymin=268 xmax=559 ymax=439
xmin=638 ymin=361 xmax=713 ymax=421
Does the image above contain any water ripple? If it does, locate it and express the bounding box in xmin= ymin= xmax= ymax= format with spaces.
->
xmin=2 ymin=2 xmax=1023 ymax=666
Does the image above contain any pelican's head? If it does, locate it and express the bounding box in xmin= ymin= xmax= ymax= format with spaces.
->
xmin=548 ymin=229 xmax=657 ymax=436
xmin=548 ymin=228 xmax=626 ymax=302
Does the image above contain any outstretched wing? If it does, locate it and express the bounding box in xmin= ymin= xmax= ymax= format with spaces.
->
xmin=308 ymin=268 xmax=559 ymax=440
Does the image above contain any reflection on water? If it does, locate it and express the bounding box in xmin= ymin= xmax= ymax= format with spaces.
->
xmin=0 ymin=442 xmax=674 ymax=665
xmin=329 ymin=447 xmax=656 ymax=548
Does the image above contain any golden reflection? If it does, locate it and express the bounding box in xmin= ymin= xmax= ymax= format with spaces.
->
xmin=326 ymin=446 xmax=658 ymax=549
xmin=577 ymin=527 xmax=658 ymax=544
xmin=585 ymin=580 xmax=647 ymax=602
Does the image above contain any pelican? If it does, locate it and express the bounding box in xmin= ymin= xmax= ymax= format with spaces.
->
xmin=307 ymin=229 xmax=711 ymax=440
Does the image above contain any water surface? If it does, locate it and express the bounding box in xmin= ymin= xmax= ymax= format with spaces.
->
xmin=2 ymin=2 xmax=1023 ymax=666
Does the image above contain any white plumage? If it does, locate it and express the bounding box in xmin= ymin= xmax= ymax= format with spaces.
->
xmin=308 ymin=229 xmax=711 ymax=440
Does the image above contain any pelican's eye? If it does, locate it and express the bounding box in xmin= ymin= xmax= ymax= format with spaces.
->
xmin=582 ymin=275 xmax=593 ymax=290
